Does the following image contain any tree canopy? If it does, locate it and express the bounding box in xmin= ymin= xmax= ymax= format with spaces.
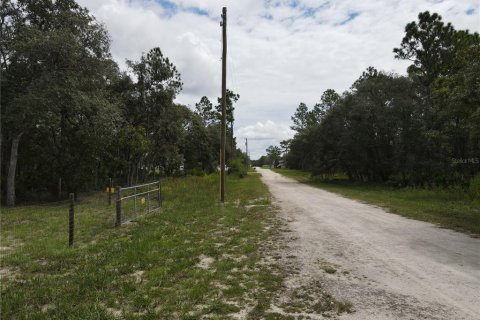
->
xmin=279 ymin=11 xmax=479 ymax=187
xmin=1 ymin=0 xmax=245 ymax=205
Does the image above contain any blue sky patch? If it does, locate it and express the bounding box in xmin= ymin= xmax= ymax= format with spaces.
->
xmin=339 ymin=12 xmax=360 ymax=25
xmin=302 ymin=2 xmax=330 ymax=19
xmin=261 ymin=13 xmax=274 ymax=20
xmin=154 ymin=0 xmax=211 ymax=18
xmin=303 ymin=7 xmax=317 ymax=18
xmin=466 ymin=8 xmax=475 ymax=15
xmin=186 ymin=7 xmax=209 ymax=16
xmin=289 ymin=0 xmax=300 ymax=8
xmin=264 ymin=0 xmax=282 ymax=9
xmin=155 ymin=0 xmax=178 ymax=16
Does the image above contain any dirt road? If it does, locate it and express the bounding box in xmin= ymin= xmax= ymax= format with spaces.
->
xmin=258 ymin=168 xmax=480 ymax=319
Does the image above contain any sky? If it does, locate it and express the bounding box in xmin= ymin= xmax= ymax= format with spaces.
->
xmin=77 ymin=0 xmax=479 ymax=159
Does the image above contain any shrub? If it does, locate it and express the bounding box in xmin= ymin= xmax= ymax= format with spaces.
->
xmin=186 ymin=168 xmax=206 ymax=177
xmin=469 ymin=173 xmax=480 ymax=200
xmin=228 ymin=158 xmax=247 ymax=178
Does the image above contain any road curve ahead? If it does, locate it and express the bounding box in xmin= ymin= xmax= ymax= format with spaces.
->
xmin=258 ymin=168 xmax=480 ymax=320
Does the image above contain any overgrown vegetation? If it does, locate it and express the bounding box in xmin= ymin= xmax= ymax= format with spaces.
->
xmin=273 ymin=168 xmax=480 ymax=235
xmin=270 ymin=12 xmax=479 ymax=188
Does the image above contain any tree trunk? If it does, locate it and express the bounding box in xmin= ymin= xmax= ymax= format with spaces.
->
xmin=6 ymin=132 xmax=23 ymax=206
xmin=58 ymin=177 xmax=62 ymax=199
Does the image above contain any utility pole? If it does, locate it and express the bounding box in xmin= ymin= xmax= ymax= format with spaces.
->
xmin=220 ymin=7 xmax=227 ymax=203
xmin=245 ymin=138 xmax=250 ymax=168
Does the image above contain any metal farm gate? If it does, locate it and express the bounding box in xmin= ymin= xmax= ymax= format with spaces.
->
xmin=115 ymin=181 xmax=162 ymax=226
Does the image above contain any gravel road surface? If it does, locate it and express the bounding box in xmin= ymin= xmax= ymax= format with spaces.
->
xmin=258 ymin=168 xmax=480 ymax=319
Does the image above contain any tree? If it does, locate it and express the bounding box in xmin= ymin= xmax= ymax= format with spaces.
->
xmin=285 ymin=69 xmax=425 ymax=183
xmin=1 ymin=0 xmax=118 ymax=205
xmin=0 ymin=0 xmax=244 ymax=204
xmin=126 ymin=47 xmax=184 ymax=176
xmin=291 ymin=102 xmax=309 ymax=132
xmin=432 ymin=43 xmax=480 ymax=181
xmin=394 ymin=11 xmax=480 ymax=184
xmin=394 ymin=11 xmax=479 ymax=87
xmin=306 ymin=89 xmax=340 ymax=128
xmin=216 ymin=89 xmax=239 ymax=125
xmin=183 ymin=111 xmax=217 ymax=173
xmin=280 ymin=139 xmax=291 ymax=155
xmin=195 ymin=96 xmax=216 ymax=125
xmin=266 ymin=145 xmax=282 ymax=167
xmin=216 ymin=89 xmax=240 ymax=158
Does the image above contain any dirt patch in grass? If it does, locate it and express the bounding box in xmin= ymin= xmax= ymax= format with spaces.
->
xmin=196 ymin=254 xmax=215 ymax=270
xmin=0 ymin=267 xmax=20 ymax=281
xmin=131 ymin=270 xmax=145 ymax=284
xmin=41 ymin=304 xmax=56 ymax=313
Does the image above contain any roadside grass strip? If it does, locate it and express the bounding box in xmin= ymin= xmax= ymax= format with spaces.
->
xmin=2 ymin=173 xmax=354 ymax=319
xmin=2 ymin=174 xmax=275 ymax=318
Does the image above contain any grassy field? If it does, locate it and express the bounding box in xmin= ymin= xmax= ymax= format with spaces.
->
xmin=1 ymin=173 xmax=288 ymax=319
xmin=273 ymin=168 xmax=480 ymax=235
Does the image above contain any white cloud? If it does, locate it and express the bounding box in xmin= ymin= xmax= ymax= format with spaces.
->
xmin=237 ymin=120 xmax=294 ymax=140
xmin=236 ymin=121 xmax=294 ymax=158
xmin=77 ymin=0 xmax=480 ymax=158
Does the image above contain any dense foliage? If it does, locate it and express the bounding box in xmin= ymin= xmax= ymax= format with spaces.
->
xmin=279 ymin=12 xmax=479 ymax=187
xmin=1 ymin=0 xmax=245 ymax=205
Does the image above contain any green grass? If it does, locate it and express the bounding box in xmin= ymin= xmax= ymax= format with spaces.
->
xmin=273 ymin=168 xmax=480 ymax=235
xmin=1 ymin=174 xmax=289 ymax=319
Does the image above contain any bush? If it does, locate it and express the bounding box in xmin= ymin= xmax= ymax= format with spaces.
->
xmin=469 ymin=173 xmax=480 ymax=200
xmin=185 ymin=168 xmax=206 ymax=177
xmin=228 ymin=158 xmax=247 ymax=178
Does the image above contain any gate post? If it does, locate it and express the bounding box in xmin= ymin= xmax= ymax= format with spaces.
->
xmin=115 ymin=186 xmax=122 ymax=226
xmin=134 ymin=186 xmax=137 ymax=215
xmin=108 ymin=178 xmax=112 ymax=206
xmin=69 ymin=193 xmax=75 ymax=246
xmin=158 ymin=180 xmax=162 ymax=207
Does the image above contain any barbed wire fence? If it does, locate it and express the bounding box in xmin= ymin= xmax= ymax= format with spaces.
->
xmin=2 ymin=179 xmax=163 ymax=250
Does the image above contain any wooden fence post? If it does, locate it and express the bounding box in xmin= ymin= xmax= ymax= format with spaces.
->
xmin=134 ymin=186 xmax=137 ymax=214
xmin=108 ymin=178 xmax=112 ymax=206
xmin=158 ymin=180 xmax=162 ymax=207
xmin=147 ymin=187 xmax=151 ymax=213
xmin=115 ymin=186 xmax=122 ymax=226
xmin=69 ymin=193 xmax=75 ymax=246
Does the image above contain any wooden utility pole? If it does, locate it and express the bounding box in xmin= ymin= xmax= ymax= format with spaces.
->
xmin=220 ymin=7 xmax=227 ymax=203
xmin=245 ymin=138 xmax=250 ymax=168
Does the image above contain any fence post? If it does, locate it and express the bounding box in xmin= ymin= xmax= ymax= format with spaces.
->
xmin=69 ymin=193 xmax=75 ymax=247
xmin=108 ymin=178 xmax=112 ymax=206
xmin=147 ymin=187 xmax=151 ymax=213
xmin=134 ymin=186 xmax=137 ymax=214
xmin=115 ymin=186 xmax=122 ymax=226
xmin=158 ymin=180 xmax=162 ymax=207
